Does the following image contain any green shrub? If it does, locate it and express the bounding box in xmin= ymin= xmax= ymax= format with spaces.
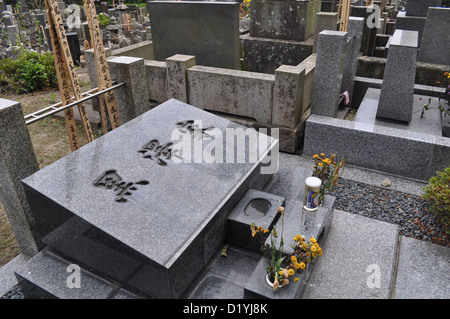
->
xmin=0 ymin=49 xmax=57 ymax=94
xmin=98 ymin=13 xmax=110 ymax=27
xmin=423 ymin=167 xmax=450 ymax=234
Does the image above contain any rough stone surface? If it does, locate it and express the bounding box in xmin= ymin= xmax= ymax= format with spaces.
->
xmin=272 ymin=65 xmax=305 ymax=128
xmin=394 ymin=236 xmax=450 ymax=299
xmin=166 ymin=54 xmax=196 ymax=104
xmin=241 ymin=33 xmax=313 ymax=74
xmin=187 ymin=65 xmax=274 ymax=124
xmin=250 ymin=0 xmax=320 ymax=41
xmin=148 ymin=1 xmax=240 ymax=70
xmin=144 ymin=60 xmax=167 ymax=103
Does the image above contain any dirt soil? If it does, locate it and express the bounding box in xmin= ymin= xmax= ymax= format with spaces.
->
xmin=0 ymin=71 xmax=98 ymax=266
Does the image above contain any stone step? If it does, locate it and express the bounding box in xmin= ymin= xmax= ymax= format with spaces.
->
xmin=13 ymin=248 xmax=142 ymax=299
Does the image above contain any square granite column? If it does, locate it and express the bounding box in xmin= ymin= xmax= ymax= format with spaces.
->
xmin=0 ymin=99 xmax=40 ymax=256
xmin=341 ymin=17 xmax=365 ymax=108
xmin=310 ymin=30 xmax=348 ymax=118
xmin=272 ymin=65 xmax=306 ymax=128
xmin=166 ymin=54 xmax=196 ymax=103
xmin=108 ymin=56 xmax=149 ymax=124
xmin=376 ymin=30 xmax=418 ymax=123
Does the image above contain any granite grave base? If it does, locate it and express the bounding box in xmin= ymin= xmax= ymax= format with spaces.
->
xmin=20 ymin=99 xmax=279 ymax=299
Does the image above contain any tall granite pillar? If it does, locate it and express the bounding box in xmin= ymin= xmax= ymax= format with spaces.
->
xmin=376 ymin=30 xmax=419 ymax=123
xmin=0 ymin=99 xmax=40 ymax=256
xmin=341 ymin=17 xmax=365 ymax=108
xmin=310 ymin=30 xmax=348 ymax=118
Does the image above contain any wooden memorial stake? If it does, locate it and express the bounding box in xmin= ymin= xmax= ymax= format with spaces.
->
xmin=45 ymin=0 xmax=95 ymax=144
xmin=84 ymin=0 xmax=121 ymax=130
xmin=45 ymin=0 xmax=80 ymax=151
xmin=338 ymin=0 xmax=351 ymax=32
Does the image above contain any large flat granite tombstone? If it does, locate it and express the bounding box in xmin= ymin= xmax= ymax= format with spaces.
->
xmin=21 ymin=99 xmax=278 ymax=299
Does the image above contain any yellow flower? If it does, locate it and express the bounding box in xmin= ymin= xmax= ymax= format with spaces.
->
xmin=294 ymin=262 xmax=300 ymax=269
xmin=288 ymin=269 xmax=295 ymax=276
xmin=279 ymin=270 xmax=284 ymax=276
xmin=310 ymin=237 xmax=317 ymax=243
xmin=291 ymin=256 xmax=297 ymax=263
xmin=320 ymin=153 xmax=325 ymax=156
xmin=299 ymin=262 xmax=306 ymax=270
xmin=294 ymin=277 xmax=299 ymax=282
xmin=313 ymin=154 xmax=319 ymax=158
xmin=318 ymin=248 xmax=323 ymax=256
xmin=311 ymin=245 xmax=317 ymax=252
xmin=312 ymin=252 xmax=317 ymax=258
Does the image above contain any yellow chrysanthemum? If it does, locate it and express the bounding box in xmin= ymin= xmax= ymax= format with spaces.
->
xmin=311 ymin=245 xmax=317 ymax=252
xmin=288 ymin=269 xmax=295 ymax=276
xmin=310 ymin=237 xmax=317 ymax=243
xmin=294 ymin=262 xmax=300 ymax=269
xmin=291 ymin=256 xmax=297 ymax=263
xmin=279 ymin=270 xmax=284 ymax=276
xmin=294 ymin=277 xmax=299 ymax=282
xmin=299 ymin=262 xmax=306 ymax=270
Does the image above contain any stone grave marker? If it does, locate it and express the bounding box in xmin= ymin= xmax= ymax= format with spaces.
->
xmin=20 ymin=99 xmax=279 ymax=299
xmin=406 ymin=0 xmax=442 ymax=17
xmin=376 ymin=30 xmax=419 ymax=123
xmin=417 ymin=7 xmax=450 ymax=66
xmin=148 ymin=1 xmax=241 ymax=70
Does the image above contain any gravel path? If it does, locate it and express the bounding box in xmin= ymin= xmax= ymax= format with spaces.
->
xmin=329 ymin=178 xmax=449 ymax=247
xmin=2 ymin=177 xmax=448 ymax=299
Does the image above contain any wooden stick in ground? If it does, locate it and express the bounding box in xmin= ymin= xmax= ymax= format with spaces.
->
xmin=46 ymin=0 xmax=95 ymax=143
xmin=84 ymin=0 xmax=121 ymax=129
xmin=84 ymin=0 xmax=109 ymax=134
xmin=45 ymin=0 xmax=80 ymax=151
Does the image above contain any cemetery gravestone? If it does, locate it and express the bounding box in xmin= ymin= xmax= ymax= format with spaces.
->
xmin=376 ymin=30 xmax=419 ymax=123
xmin=417 ymin=7 xmax=450 ymax=66
xmin=406 ymin=0 xmax=442 ymax=17
xmin=250 ymin=0 xmax=319 ymax=42
xmin=310 ymin=30 xmax=348 ymax=118
xmin=21 ymin=99 xmax=278 ymax=298
xmin=148 ymin=1 xmax=241 ymax=70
